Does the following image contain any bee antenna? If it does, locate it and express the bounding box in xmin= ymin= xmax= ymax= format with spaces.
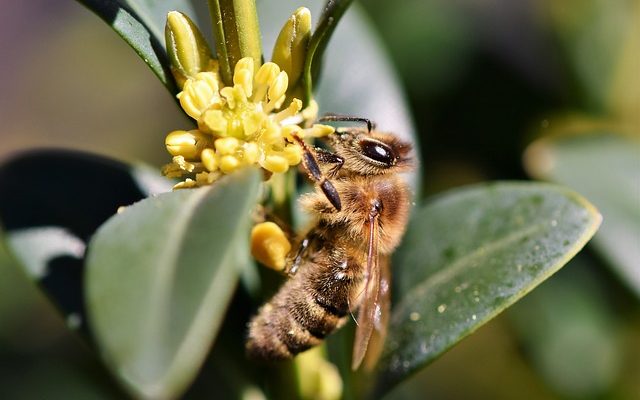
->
xmin=318 ymin=114 xmax=375 ymax=133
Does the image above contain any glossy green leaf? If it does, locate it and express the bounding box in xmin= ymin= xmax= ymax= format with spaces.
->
xmin=76 ymin=0 xmax=205 ymax=94
xmin=0 ymin=150 xmax=173 ymax=334
xmin=525 ymin=132 xmax=640 ymax=296
xmin=508 ymin=256 xmax=623 ymax=398
xmin=300 ymin=0 xmax=354 ymax=104
xmin=85 ymin=169 xmax=260 ymax=399
xmin=543 ymin=0 xmax=636 ymax=112
xmin=376 ymin=182 xmax=601 ymax=394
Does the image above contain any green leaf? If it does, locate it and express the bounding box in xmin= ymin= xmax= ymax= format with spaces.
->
xmin=85 ymin=169 xmax=260 ymax=399
xmin=375 ymin=182 xmax=601 ymax=394
xmin=508 ymin=256 xmax=623 ymax=398
xmin=300 ymin=0 xmax=354 ymax=104
xmin=544 ymin=0 xmax=637 ymax=112
xmin=0 ymin=150 xmax=173 ymax=334
xmin=524 ymin=132 xmax=640 ymax=296
xmin=76 ymin=0 xmax=205 ymax=94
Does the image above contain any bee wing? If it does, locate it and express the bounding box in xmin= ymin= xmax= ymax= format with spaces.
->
xmin=361 ymin=255 xmax=391 ymax=370
xmin=351 ymin=212 xmax=381 ymax=370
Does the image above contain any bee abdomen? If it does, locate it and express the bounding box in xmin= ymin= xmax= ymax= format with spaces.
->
xmin=246 ymin=267 xmax=352 ymax=361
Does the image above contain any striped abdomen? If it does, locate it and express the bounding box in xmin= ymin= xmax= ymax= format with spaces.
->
xmin=246 ymin=247 xmax=365 ymax=361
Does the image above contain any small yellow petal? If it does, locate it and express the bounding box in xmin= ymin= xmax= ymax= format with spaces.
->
xmin=178 ymin=72 xmax=220 ymax=119
xmin=250 ymin=222 xmax=292 ymax=271
xmin=220 ymin=87 xmax=237 ymax=109
xmin=242 ymin=110 xmax=264 ymax=137
xmin=227 ymin=117 xmax=244 ymax=138
xmin=199 ymin=109 xmax=227 ymax=134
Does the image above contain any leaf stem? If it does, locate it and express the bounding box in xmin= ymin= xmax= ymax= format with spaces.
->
xmin=208 ymin=0 xmax=263 ymax=85
xmin=302 ymin=0 xmax=354 ymax=105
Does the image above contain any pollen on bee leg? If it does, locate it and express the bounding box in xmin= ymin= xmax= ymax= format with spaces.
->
xmin=251 ymin=222 xmax=292 ymax=271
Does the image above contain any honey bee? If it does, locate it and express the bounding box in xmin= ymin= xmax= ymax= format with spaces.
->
xmin=246 ymin=115 xmax=413 ymax=369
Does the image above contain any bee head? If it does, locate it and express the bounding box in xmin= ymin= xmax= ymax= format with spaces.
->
xmin=330 ymin=129 xmax=413 ymax=175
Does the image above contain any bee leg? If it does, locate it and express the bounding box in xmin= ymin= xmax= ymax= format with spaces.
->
xmin=287 ymin=237 xmax=310 ymax=276
xmin=318 ymin=114 xmax=375 ymax=133
xmin=315 ymin=148 xmax=345 ymax=177
xmin=285 ymin=230 xmax=322 ymax=276
xmin=292 ymin=135 xmax=342 ymax=211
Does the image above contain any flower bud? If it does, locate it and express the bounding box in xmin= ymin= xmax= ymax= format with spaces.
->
xmin=165 ymin=11 xmax=214 ymax=88
xmin=272 ymin=7 xmax=311 ymax=89
xmin=199 ymin=109 xmax=227 ymax=135
xmin=165 ymin=129 xmax=211 ymax=159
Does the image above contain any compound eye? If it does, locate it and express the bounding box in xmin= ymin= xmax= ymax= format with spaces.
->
xmin=360 ymin=139 xmax=396 ymax=166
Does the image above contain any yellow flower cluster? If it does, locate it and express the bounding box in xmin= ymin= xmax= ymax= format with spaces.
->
xmin=162 ymin=57 xmax=334 ymax=188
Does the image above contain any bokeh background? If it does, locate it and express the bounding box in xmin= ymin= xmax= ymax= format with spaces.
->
xmin=1 ymin=0 xmax=638 ymax=398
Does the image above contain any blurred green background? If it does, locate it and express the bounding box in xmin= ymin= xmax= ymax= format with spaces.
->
xmin=1 ymin=0 xmax=638 ymax=398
